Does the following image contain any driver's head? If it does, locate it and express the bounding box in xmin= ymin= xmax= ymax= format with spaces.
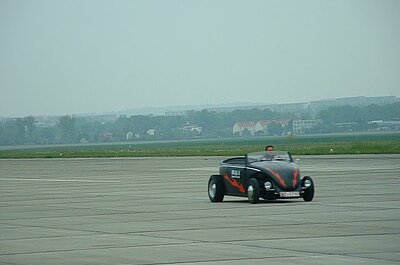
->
xmin=265 ymin=145 xmax=274 ymax=152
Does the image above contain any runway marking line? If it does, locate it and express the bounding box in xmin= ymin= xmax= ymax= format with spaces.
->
xmin=160 ymin=167 xmax=216 ymax=171
xmin=0 ymin=178 xmax=120 ymax=183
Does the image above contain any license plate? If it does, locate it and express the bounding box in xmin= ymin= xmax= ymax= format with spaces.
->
xmin=280 ymin=191 xmax=300 ymax=197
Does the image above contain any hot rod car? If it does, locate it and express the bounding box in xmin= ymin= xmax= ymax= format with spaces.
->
xmin=208 ymin=151 xmax=314 ymax=204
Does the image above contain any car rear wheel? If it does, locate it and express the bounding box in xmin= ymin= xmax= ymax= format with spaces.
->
xmin=247 ymin=178 xmax=260 ymax=204
xmin=208 ymin=175 xmax=225 ymax=202
xmin=302 ymin=176 xmax=314 ymax=202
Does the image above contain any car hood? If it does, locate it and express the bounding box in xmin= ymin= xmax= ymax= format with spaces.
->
xmin=251 ymin=161 xmax=300 ymax=190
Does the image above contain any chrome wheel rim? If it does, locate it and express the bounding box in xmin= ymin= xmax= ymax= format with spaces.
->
xmin=209 ymin=182 xmax=216 ymax=198
xmin=248 ymin=185 xmax=254 ymax=198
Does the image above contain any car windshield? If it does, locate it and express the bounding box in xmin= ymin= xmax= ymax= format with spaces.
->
xmin=246 ymin=151 xmax=292 ymax=163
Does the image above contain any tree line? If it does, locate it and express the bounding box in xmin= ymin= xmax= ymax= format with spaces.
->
xmin=0 ymin=102 xmax=399 ymax=145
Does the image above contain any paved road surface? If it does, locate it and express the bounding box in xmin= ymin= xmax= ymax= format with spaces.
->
xmin=0 ymin=155 xmax=399 ymax=265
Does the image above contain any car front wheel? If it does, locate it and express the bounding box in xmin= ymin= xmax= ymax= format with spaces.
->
xmin=247 ymin=178 xmax=260 ymax=204
xmin=208 ymin=175 xmax=225 ymax=202
xmin=302 ymin=176 xmax=314 ymax=202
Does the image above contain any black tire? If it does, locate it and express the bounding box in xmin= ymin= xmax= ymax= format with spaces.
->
xmin=247 ymin=178 xmax=260 ymax=204
xmin=302 ymin=176 xmax=315 ymax=202
xmin=208 ymin=175 xmax=225 ymax=202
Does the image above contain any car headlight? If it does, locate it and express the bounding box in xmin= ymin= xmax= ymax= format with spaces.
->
xmin=264 ymin=181 xmax=272 ymax=190
xmin=304 ymin=179 xmax=312 ymax=188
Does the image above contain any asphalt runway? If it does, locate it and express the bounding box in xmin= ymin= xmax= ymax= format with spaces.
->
xmin=0 ymin=155 xmax=399 ymax=265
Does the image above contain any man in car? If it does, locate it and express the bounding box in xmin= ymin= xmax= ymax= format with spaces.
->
xmin=265 ymin=145 xmax=274 ymax=152
xmin=263 ymin=145 xmax=275 ymax=160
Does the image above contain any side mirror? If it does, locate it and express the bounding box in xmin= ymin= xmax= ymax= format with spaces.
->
xmin=295 ymin=158 xmax=300 ymax=164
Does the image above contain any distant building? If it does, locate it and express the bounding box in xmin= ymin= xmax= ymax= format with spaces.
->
xmin=262 ymin=102 xmax=310 ymax=115
xmin=308 ymin=96 xmax=397 ymax=117
xmin=292 ymin=119 xmax=322 ymax=134
xmin=233 ymin=121 xmax=257 ymax=136
xmin=165 ymin=110 xmax=191 ymax=116
xmin=368 ymin=120 xmax=400 ymax=131
xmin=233 ymin=120 xmax=290 ymax=136
xmin=147 ymin=129 xmax=156 ymax=136
xmin=182 ymin=125 xmax=203 ymax=133
xmin=254 ymin=120 xmax=289 ymax=133
xmin=126 ymin=131 xmax=134 ymax=140
xmin=210 ymin=96 xmax=399 ymax=119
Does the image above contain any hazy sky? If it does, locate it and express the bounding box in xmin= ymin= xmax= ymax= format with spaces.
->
xmin=1 ymin=0 xmax=399 ymax=117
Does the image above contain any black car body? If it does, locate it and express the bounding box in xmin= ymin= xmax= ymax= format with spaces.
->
xmin=208 ymin=151 xmax=315 ymax=204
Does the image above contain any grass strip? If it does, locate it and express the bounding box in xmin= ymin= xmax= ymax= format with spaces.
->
xmin=0 ymin=133 xmax=399 ymax=158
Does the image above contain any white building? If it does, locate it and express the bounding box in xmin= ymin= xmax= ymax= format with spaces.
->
xmin=233 ymin=120 xmax=289 ymax=136
xmin=147 ymin=129 xmax=156 ymax=136
xmin=182 ymin=125 xmax=203 ymax=133
xmin=292 ymin=119 xmax=322 ymax=134
xmin=255 ymin=120 xmax=289 ymax=133
xmin=232 ymin=121 xmax=257 ymax=136
xmin=126 ymin=131 xmax=134 ymax=140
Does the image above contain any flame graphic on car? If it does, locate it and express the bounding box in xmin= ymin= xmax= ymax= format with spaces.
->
xmin=223 ymin=175 xmax=246 ymax=193
xmin=265 ymin=168 xmax=286 ymax=187
xmin=293 ymin=165 xmax=299 ymax=187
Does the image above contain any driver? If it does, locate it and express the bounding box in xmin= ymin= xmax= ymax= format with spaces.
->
xmin=263 ymin=145 xmax=275 ymax=160
xmin=265 ymin=145 xmax=274 ymax=152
